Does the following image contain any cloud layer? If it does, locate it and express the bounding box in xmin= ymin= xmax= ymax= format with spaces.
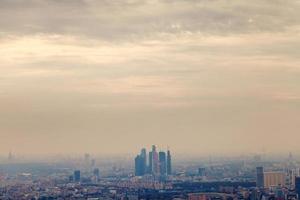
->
xmin=0 ymin=0 xmax=300 ymax=156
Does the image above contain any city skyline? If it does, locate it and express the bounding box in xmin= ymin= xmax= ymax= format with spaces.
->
xmin=135 ymin=145 xmax=172 ymax=177
xmin=1 ymin=0 xmax=300 ymax=156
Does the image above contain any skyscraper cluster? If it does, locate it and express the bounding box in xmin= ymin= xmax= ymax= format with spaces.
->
xmin=135 ymin=145 xmax=172 ymax=176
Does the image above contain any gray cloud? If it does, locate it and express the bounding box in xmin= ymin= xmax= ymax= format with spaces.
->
xmin=0 ymin=0 xmax=299 ymax=40
xmin=0 ymin=0 xmax=300 ymax=155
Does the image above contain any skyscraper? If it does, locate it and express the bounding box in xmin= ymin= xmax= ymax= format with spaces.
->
xmin=159 ymin=151 xmax=167 ymax=176
xmin=135 ymin=148 xmax=147 ymax=176
xmin=93 ymin=168 xmax=100 ymax=183
xmin=152 ymin=145 xmax=159 ymax=175
xmin=140 ymin=148 xmax=147 ymax=175
xmin=256 ymin=166 xmax=264 ymax=188
xmin=74 ymin=170 xmax=81 ymax=182
xmin=167 ymin=150 xmax=172 ymax=175
xmin=93 ymin=168 xmax=100 ymax=178
xmin=148 ymin=151 xmax=153 ymax=173
xmin=198 ymin=167 xmax=206 ymax=177
xmin=295 ymin=177 xmax=300 ymax=197
xmin=135 ymin=155 xmax=143 ymax=176
xmin=286 ymin=169 xmax=294 ymax=189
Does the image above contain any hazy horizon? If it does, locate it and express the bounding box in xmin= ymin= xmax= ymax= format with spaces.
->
xmin=1 ymin=0 xmax=300 ymax=156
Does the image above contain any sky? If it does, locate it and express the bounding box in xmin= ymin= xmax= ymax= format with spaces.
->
xmin=0 ymin=0 xmax=300 ymax=156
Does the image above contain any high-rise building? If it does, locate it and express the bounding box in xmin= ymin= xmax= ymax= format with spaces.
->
xmin=151 ymin=145 xmax=159 ymax=175
xmin=153 ymin=154 xmax=159 ymax=174
xmin=93 ymin=168 xmax=100 ymax=183
xmin=135 ymin=148 xmax=147 ymax=176
xmin=264 ymin=171 xmax=286 ymax=188
xmin=91 ymin=159 xmax=96 ymax=168
xmin=148 ymin=151 xmax=153 ymax=174
xmin=256 ymin=167 xmax=264 ymax=188
xmin=286 ymin=169 xmax=295 ymax=188
xmin=69 ymin=175 xmax=74 ymax=182
xmin=167 ymin=150 xmax=172 ymax=175
xmin=135 ymin=155 xmax=143 ymax=176
xmin=250 ymin=189 xmax=260 ymax=200
xmin=159 ymin=151 xmax=167 ymax=176
xmin=198 ymin=167 xmax=206 ymax=177
xmin=93 ymin=168 xmax=100 ymax=178
xmin=140 ymin=148 xmax=147 ymax=175
xmin=74 ymin=170 xmax=81 ymax=182
xmin=295 ymin=177 xmax=300 ymax=197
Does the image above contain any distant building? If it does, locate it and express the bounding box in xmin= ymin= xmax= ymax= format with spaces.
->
xmin=264 ymin=171 xmax=286 ymax=188
xmin=84 ymin=153 xmax=90 ymax=163
xmin=294 ymin=177 xmax=300 ymax=197
xmin=198 ymin=168 xmax=206 ymax=177
xmin=148 ymin=151 xmax=153 ymax=174
xmin=159 ymin=151 xmax=167 ymax=176
xmin=250 ymin=189 xmax=260 ymax=200
xmin=152 ymin=145 xmax=159 ymax=175
xmin=274 ymin=186 xmax=284 ymax=200
xmin=92 ymin=168 xmax=100 ymax=183
xmin=91 ymin=159 xmax=96 ymax=167
xmin=286 ymin=169 xmax=295 ymax=188
xmin=167 ymin=150 xmax=172 ymax=175
xmin=135 ymin=148 xmax=147 ymax=176
xmin=135 ymin=155 xmax=143 ymax=176
xmin=74 ymin=170 xmax=81 ymax=182
xmin=140 ymin=148 xmax=147 ymax=175
xmin=69 ymin=175 xmax=74 ymax=182
xmin=8 ymin=151 xmax=13 ymax=161
xmin=256 ymin=167 xmax=264 ymax=188
xmin=93 ymin=168 xmax=100 ymax=177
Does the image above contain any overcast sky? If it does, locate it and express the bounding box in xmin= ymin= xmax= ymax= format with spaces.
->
xmin=0 ymin=0 xmax=300 ymax=156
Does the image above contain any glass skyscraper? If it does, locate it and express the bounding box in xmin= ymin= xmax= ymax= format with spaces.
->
xmin=256 ymin=166 xmax=264 ymax=188
xmin=167 ymin=150 xmax=172 ymax=175
xmin=135 ymin=148 xmax=147 ymax=176
xmin=159 ymin=151 xmax=167 ymax=176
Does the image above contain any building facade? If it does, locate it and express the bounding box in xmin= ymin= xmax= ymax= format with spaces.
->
xmin=264 ymin=172 xmax=286 ymax=188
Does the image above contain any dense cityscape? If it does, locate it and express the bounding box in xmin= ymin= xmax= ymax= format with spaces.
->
xmin=1 ymin=150 xmax=300 ymax=199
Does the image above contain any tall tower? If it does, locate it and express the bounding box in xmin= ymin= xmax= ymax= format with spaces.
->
xmin=148 ymin=151 xmax=153 ymax=174
xmin=159 ymin=151 xmax=167 ymax=176
xmin=140 ymin=148 xmax=147 ymax=175
xmin=152 ymin=145 xmax=159 ymax=175
xmin=135 ymin=148 xmax=147 ymax=176
xmin=256 ymin=166 xmax=264 ymax=188
xmin=295 ymin=177 xmax=300 ymax=198
xmin=135 ymin=155 xmax=141 ymax=176
xmin=93 ymin=168 xmax=100 ymax=183
xmin=167 ymin=150 xmax=172 ymax=175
